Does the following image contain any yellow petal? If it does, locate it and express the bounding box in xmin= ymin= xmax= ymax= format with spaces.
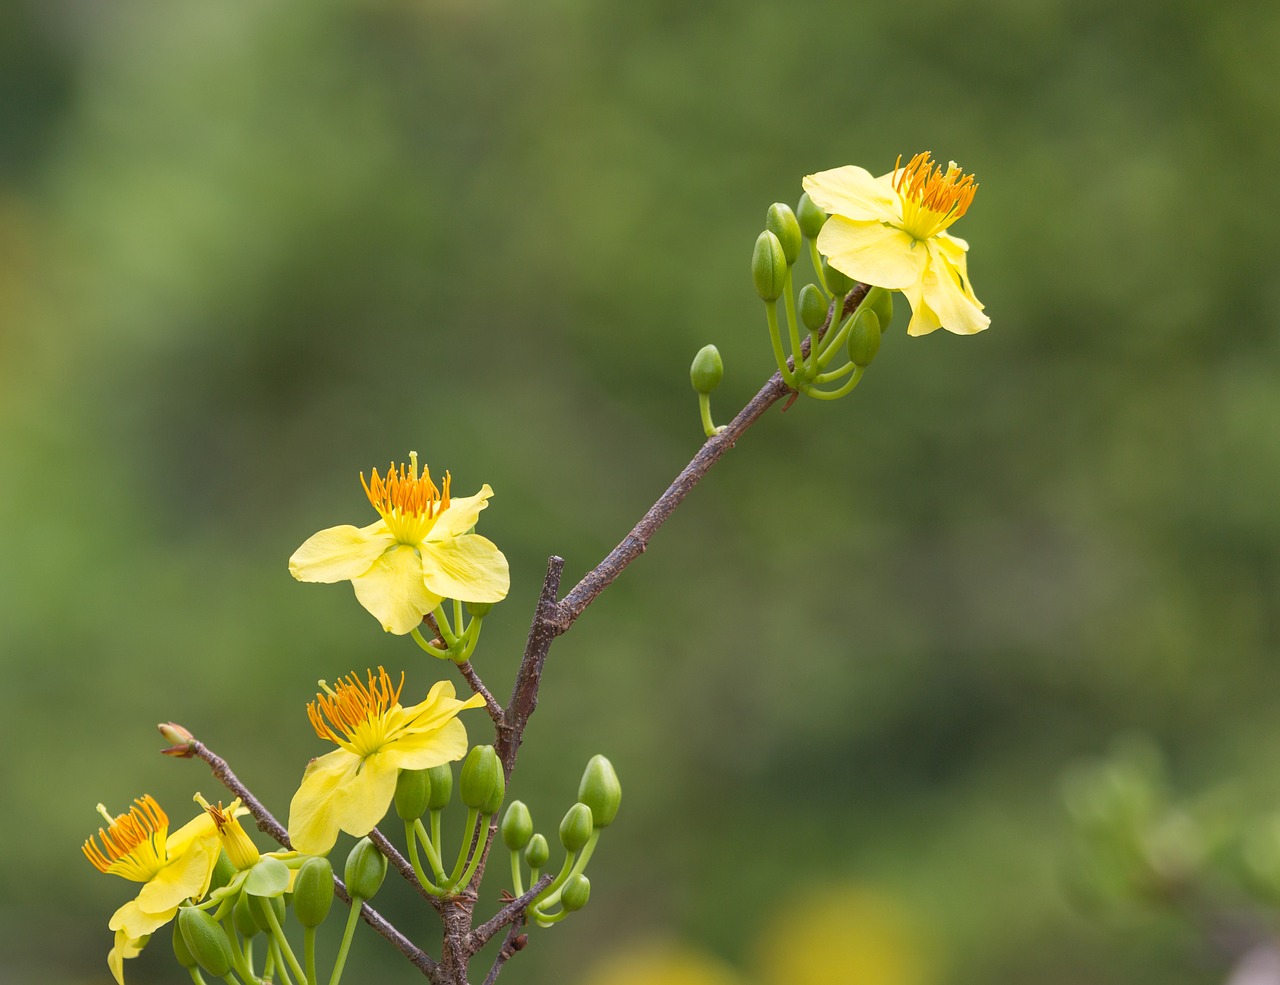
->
xmin=350 ymin=544 xmax=442 ymax=634
xmin=289 ymin=522 xmax=394 ymax=583
xmin=920 ymin=243 xmax=990 ymax=336
xmin=164 ymin=810 xmax=217 ymax=858
xmin=931 ymin=234 xmax=983 ymax=307
xmin=817 ymin=218 xmax=926 ymax=291
xmin=108 ymin=928 xmax=147 ymax=985
xmin=287 ymin=748 xmax=397 ymax=854
xmin=430 ymin=484 xmax=494 ymax=539
xmin=288 ymin=749 xmax=356 ymax=855
xmin=899 ymin=278 xmax=943 ymax=337
xmin=135 ymin=837 xmax=217 ymax=914
xmin=109 ymin=897 xmax=177 ymax=939
xmin=418 ymin=534 xmax=510 ymax=603
xmin=803 ymin=165 xmax=900 ymax=224
xmin=381 ymin=717 xmax=472 ymax=772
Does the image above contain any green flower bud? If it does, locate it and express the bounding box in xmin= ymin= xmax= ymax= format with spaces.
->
xmin=577 ymin=755 xmax=621 ymax=828
xmin=502 ymin=801 xmax=534 ymax=851
xmin=766 ymin=203 xmax=802 ymax=266
xmin=525 ymin=833 xmax=550 ymax=870
xmin=689 ymin=345 xmax=724 ymax=395
xmin=751 ymin=231 xmax=787 ymax=302
xmin=481 ymin=763 xmax=506 ymax=816
xmin=559 ymin=803 xmax=594 ymax=853
xmin=395 ymin=768 xmax=432 ymax=821
xmin=561 ymin=873 xmax=591 ymax=912
xmin=460 ymin=745 xmax=502 ymax=811
xmin=292 ymin=856 xmax=335 ymax=929
xmin=172 ymin=919 xmax=197 ymax=969
xmin=426 ymin=763 xmax=453 ymax=811
xmin=179 ymin=906 xmax=234 ymax=978
xmin=344 ymin=837 xmax=388 ymax=901
xmin=796 ymin=192 xmax=827 ymax=239
xmin=233 ymin=892 xmax=260 ymax=937
xmin=848 ymin=309 xmax=882 ymax=367
xmin=798 ymin=283 xmax=827 ymax=333
xmin=465 ymin=601 xmax=494 ymax=618
xmin=209 ymin=849 xmax=236 ymax=893
xmin=822 ymin=259 xmax=855 ymax=296
xmin=249 ymin=893 xmax=286 ymax=935
xmin=866 ymin=286 xmax=894 ymax=334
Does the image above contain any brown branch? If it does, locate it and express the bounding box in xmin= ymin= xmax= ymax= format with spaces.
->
xmin=174 ymin=734 xmax=439 ymax=976
xmin=370 ymin=825 xmax=445 ymax=911
xmin=468 ymin=874 xmax=554 ymax=950
xmin=496 ymin=555 xmax=565 ymax=773
xmin=480 ymin=919 xmax=531 ymax=985
xmin=555 ymin=285 xmax=868 ymax=632
xmin=457 ymin=659 xmax=504 ymax=723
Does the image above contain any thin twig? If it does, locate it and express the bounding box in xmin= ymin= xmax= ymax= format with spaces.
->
xmin=469 ymin=874 xmax=554 ymax=950
xmin=497 ymin=555 xmax=565 ymax=773
xmin=480 ymin=920 xmax=529 ymax=985
xmin=176 ymin=735 xmax=439 ymax=976
xmin=457 ymin=660 xmax=504 ymax=722
xmin=370 ymin=825 xmax=445 ymax=911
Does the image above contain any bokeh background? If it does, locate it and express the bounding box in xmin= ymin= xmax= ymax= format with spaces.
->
xmin=3 ymin=0 xmax=1280 ymax=982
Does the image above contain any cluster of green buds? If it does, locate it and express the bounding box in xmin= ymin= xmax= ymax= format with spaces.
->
xmin=412 ymin=599 xmax=496 ymax=664
xmin=394 ymin=746 xmax=506 ymax=896
xmin=173 ymin=798 xmax=384 ymax=985
xmin=499 ymin=755 xmax=621 ymax=927
xmin=750 ymin=196 xmax=894 ymax=400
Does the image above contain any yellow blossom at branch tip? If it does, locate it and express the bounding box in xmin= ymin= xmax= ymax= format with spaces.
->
xmin=82 ymin=795 xmax=223 ymax=985
xmin=287 ymin=667 xmax=486 ymax=855
xmin=803 ymin=152 xmax=990 ymax=337
xmin=289 ymin=452 xmax=510 ymax=634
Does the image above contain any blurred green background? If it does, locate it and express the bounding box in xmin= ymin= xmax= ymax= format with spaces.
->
xmin=4 ymin=0 xmax=1280 ymax=982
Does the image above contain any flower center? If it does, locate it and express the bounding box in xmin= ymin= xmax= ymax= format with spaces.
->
xmin=893 ymin=152 xmax=977 ymax=241
xmin=362 ymin=451 xmax=451 ymax=545
xmin=308 ymin=667 xmax=405 ymax=758
xmin=195 ymin=794 xmax=259 ymax=870
xmin=83 ymin=796 xmax=170 ymax=881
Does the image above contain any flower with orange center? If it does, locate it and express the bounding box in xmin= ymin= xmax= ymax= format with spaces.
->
xmin=289 ymin=452 xmax=510 ymax=635
xmin=83 ymin=795 xmax=223 ymax=984
xmin=803 ymin=152 xmax=989 ymax=337
xmin=287 ymin=667 xmax=485 ymax=855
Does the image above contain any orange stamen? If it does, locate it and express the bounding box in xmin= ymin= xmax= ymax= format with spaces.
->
xmin=82 ymin=796 xmax=168 ymax=873
xmin=893 ymin=152 xmax=977 ymax=230
xmin=362 ymin=459 xmax=451 ymax=521
xmin=308 ymin=667 xmax=405 ymax=743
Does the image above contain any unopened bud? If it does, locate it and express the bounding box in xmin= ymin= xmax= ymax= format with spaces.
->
xmin=179 ymin=907 xmax=234 ymax=978
xmin=559 ymin=803 xmax=594 ymax=853
xmin=525 ymin=833 xmax=550 ymax=870
xmin=395 ymin=769 xmax=432 ymax=821
xmin=866 ymin=286 xmax=894 ymax=334
xmin=796 ymin=192 xmax=827 ymax=239
xmin=158 ymin=722 xmax=195 ymax=757
xmin=293 ymin=856 xmax=335 ymax=929
xmin=798 ymin=283 xmax=827 ymax=333
xmin=172 ymin=920 xmax=197 ymax=968
xmin=249 ymin=893 xmax=286 ymax=935
xmin=426 ymin=763 xmax=453 ymax=811
xmin=766 ymin=203 xmax=802 ymax=266
xmin=209 ymin=850 xmax=236 ymax=893
xmin=752 ymin=231 xmax=787 ymax=302
xmin=233 ymin=893 xmax=260 ymax=938
xmin=465 ymin=601 xmax=494 ymax=618
xmin=502 ymin=801 xmax=534 ymax=851
xmin=822 ymin=260 xmax=855 ymax=296
xmin=481 ymin=764 xmax=506 ymax=816
xmin=577 ymin=755 xmax=621 ymax=828
xmin=847 ymin=309 xmax=882 ymax=367
xmin=561 ymin=873 xmax=591 ymax=912
xmin=690 ymin=345 xmax=724 ymax=395
xmin=344 ymin=837 xmax=387 ymax=901
xmin=460 ymin=745 xmax=502 ymax=811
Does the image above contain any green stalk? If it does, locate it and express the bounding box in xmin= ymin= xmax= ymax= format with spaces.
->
xmin=328 ymin=900 xmax=363 ymax=985
xmin=263 ymin=899 xmax=306 ymax=985
xmin=765 ymin=302 xmax=797 ymax=388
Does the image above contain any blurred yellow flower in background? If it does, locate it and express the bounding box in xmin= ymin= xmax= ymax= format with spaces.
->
xmin=289 ymin=452 xmax=509 ymax=634
xmin=580 ymin=942 xmax=747 ymax=985
xmin=804 ymin=153 xmax=989 ymax=337
xmin=287 ymin=668 xmax=484 ymax=855
xmin=757 ymin=884 xmax=936 ymax=985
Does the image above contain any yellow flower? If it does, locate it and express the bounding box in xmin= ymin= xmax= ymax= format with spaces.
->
xmin=288 ymin=667 xmax=486 ymax=855
xmin=289 ymin=452 xmax=510 ymax=634
xmin=803 ymin=152 xmax=989 ymax=337
xmin=82 ymin=795 xmax=223 ymax=985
